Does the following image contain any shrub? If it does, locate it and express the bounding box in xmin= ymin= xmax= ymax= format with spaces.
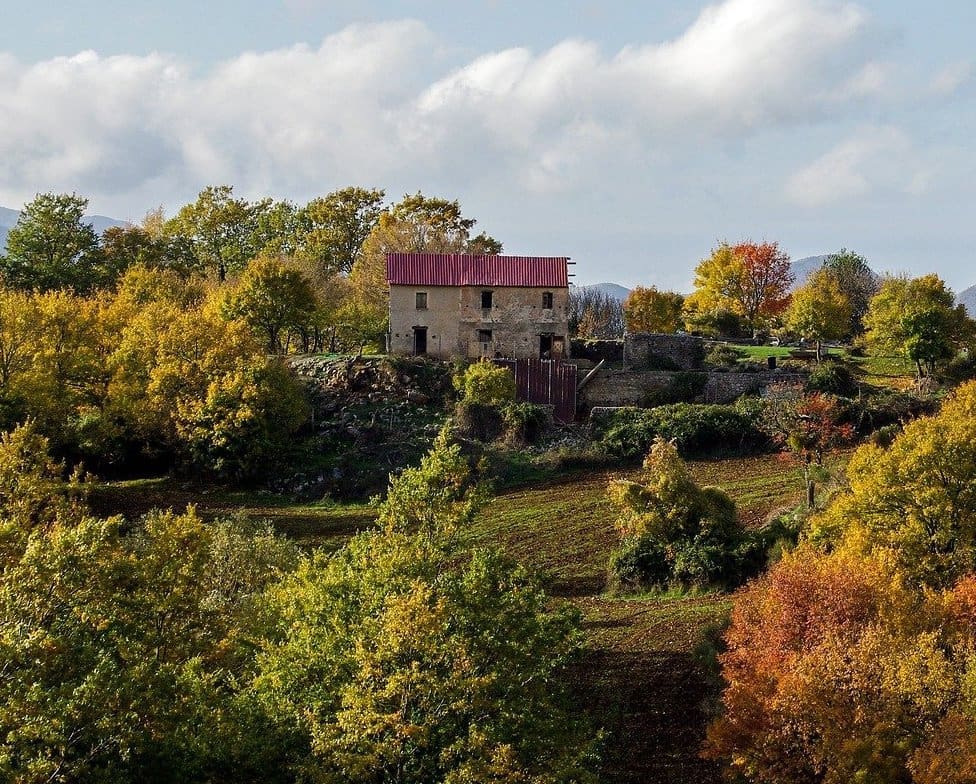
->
xmin=597 ymin=401 xmax=767 ymax=459
xmin=704 ymin=343 xmax=743 ymax=368
xmin=607 ymin=439 xmax=763 ymax=590
xmin=454 ymin=400 xmax=506 ymax=442
xmin=453 ymin=360 xmax=515 ymax=405
xmin=807 ymin=360 xmax=859 ymax=397
xmin=642 ymin=371 xmax=707 ymax=405
xmin=501 ymin=401 xmax=551 ymax=444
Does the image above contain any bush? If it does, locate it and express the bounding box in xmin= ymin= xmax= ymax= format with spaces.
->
xmin=704 ymin=344 xmax=744 ymax=368
xmin=642 ymin=371 xmax=707 ymax=405
xmin=501 ymin=401 xmax=551 ymax=444
xmin=597 ymin=401 xmax=768 ymax=459
xmin=807 ymin=360 xmax=859 ymax=397
xmin=453 ymin=360 xmax=515 ymax=405
xmin=608 ymin=439 xmax=763 ymax=590
xmin=453 ymin=400 xmax=506 ymax=442
xmin=942 ymin=352 xmax=976 ymax=385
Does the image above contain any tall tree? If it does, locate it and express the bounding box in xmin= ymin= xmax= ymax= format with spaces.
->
xmin=569 ymin=288 xmax=625 ymax=338
xmin=822 ymin=248 xmax=880 ymax=338
xmin=685 ymin=241 xmax=793 ymax=335
xmin=0 ymin=192 xmax=106 ymax=292
xmin=863 ymin=274 xmax=971 ymax=377
xmin=297 ymin=187 xmax=385 ymax=276
xmin=165 ymin=185 xmax=263 ymax=281
xmin=783 ymin=267 xmax=852 ymax=359
xmin=349 ymin=192 xmax=501 ymax=319
xmin=732 ymin=241 xmax=794 ymax=333
xmin=623 ymin=286 xmax=685 ymax=333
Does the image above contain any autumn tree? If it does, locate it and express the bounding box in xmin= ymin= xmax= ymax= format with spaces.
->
xmin=760 ymin=383 xmax=854 ymax=508
xmin=704 ymin=543 xmax=951 ymax=784
xmin=810 ymin=380 xmax=976 ymax=588
xmin=783 ymin=267 xmax=853 ymax=359
xmin=348 ymin=193 xmax=501 ymax=319
xmin=863 ymin=273 xmax=971 ymax=378
xmin=0 ymin=193 xmax=107 ymax=292
xmin=623 ymin=286 xmax=685 ymax=333
xmin=685 ymin=241 xmax=793 ymax=335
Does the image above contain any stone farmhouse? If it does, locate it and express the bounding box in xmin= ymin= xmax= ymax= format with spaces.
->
xmin=385 ymin=252 xmax=571 ymax=360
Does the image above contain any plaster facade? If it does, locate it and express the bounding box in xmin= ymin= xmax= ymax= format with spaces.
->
xmin=389 ymin=285 xmax=571 ymax=360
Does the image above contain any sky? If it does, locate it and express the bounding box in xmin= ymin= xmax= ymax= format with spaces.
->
xmin=1 ymin=0 xmax=974 ymax=291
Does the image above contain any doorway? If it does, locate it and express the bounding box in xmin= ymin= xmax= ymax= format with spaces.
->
xmin=413 ymin=326 xmax=428 ymax=355
xmin=539 ymin=333 xmax=553 ymax=359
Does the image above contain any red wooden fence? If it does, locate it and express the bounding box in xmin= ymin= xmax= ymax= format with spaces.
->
xmin=492 ymin=358 xmax=577 ymax=423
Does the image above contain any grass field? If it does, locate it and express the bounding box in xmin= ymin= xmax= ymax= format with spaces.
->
xmin=90 ymin=449 xmax=844 ymax=783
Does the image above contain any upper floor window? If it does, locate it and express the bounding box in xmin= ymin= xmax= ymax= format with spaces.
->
xmin=542 ymin=291 xmax=554 ymax=309
xmin=415 ymin=292 xmax=427 ymax=309
xmin=477 ymin=329 xmax=493 ymax=344
xmin=481 ymin=290 xmax=493 ymax=309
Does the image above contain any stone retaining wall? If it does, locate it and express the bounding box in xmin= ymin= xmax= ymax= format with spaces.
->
xmin=624 ymin=332 xmax=706 ymax=370
xmin=580 ymin=368 xmax=805 ymax=408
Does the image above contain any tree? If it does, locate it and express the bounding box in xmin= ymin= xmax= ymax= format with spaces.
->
xmin=166 ymin=186 xmax=263 ymax=281
xmin=822 ymin=248 xmax=879 ymax=337
xmin=685 ymin=241 xmax=793 ymax=335
xmin=810 ymin=380 xmax=976 ymax=588
xmin=568 ymin=288 xmax=624 ymax=339
xmin=704 ymin=543 xmax=951 ymax=784
xmin=297 ymin=187 xmax=385 ymax=276
xmin=348 ymin=193 xmax=501 ymax=319
xmin=760 ymin=383 xmax=854 ymax=508
xmin=864 ymin=274 xmax=970 ymax=378
xmin=224 ymin=256 xmax=318 ymax=354
xmin=607 ymin=437 xmax=753 ymax=588
xmin=0 ymin=507 xmax=298 ymax=783
xmin=250 ymin=438 xmax=598 ymax=783
xmin=0 ymin=193 xmax=106 ymax=292
xmin=783 ymin=267 xmax=853 ymax=360
xmin=623 ymin=286 xmax=685 ymax=333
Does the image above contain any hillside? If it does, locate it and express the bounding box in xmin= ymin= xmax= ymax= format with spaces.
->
xmin=578 ymin=281 xmax=631 ymax=301
xmin=789 ymin=254 xmax=831 ymax=288
xmin=958 ymin=284 xmax=976 ymax=317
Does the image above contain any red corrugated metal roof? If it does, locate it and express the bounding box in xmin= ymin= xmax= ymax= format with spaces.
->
xmin=386 ymin=253 xmax=569 ymax=288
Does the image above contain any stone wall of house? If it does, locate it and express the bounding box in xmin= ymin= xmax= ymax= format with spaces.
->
xmin=389 ymin=284 xmax=571 ymax=360
xmin=580 ymin=368 xmax=805 ymax=408
xmin=623 ymin=333 xmax=706 ymax=370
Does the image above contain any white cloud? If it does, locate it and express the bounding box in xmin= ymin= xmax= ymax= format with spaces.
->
xmin=784 ymin=126 xmax=929 ymax=207
xmin=0 ymin=0 xmax=918 ymax=213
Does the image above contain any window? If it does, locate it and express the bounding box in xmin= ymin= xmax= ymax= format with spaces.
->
xmin=477 ymin=329 xmax=493 ymax=344
xmin=415 ymin=292 xmax=427 ymax=309
xmin=481 ymin=290 xmax=493 ymax=309
xmin=542 ymin=291 xmax=554 ymax=309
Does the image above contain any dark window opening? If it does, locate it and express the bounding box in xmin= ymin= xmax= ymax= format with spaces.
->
xmin=539 ymin=333 xmax=553 ymax=359
xmin=477 ymin=329 xmax=493 ymax=344
xmin=481 ymin=290 xmax=493 ymax=309
xmin=415 ymin=292 xmax=427 ymax=309
xmin=542 ymin=291 xmax=554 ymax=309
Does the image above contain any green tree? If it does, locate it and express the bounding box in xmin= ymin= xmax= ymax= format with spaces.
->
xmin=166 ymin=186 xmax=263 ymax=281
xmin=783 ymin=267 xmax=853 ymax=359
xmin=224 ymin=256 xmax=318 ymax=354
xmin=623 ymin=286 xmax=685 ymax=333
xmin=822 ymin=248 xmax=879 ymax=337
xmin=863 ymin=274 xmax=971 ymax=377
xmin=0 ymin=193 xmax=106 ymax=292
xmin=250 ymin=438 xmax=598 ymax=783
xmin=607 ymin=437 xmax=749 ymax=588
xmin=298 ymin=187 xmax=386 ymax=275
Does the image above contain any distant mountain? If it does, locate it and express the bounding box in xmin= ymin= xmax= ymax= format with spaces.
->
xmin=576 ymin=282 xmax=631 ymax=301
xmin=958 ymin=285 xmax=976 ymax=317
xmin=0 ymin=205 xmax=128 ymax=254
xmin=790 ymin=255 xmax=832 ymax=289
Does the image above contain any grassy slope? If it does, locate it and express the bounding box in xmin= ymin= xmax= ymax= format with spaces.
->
xmin=90 ymin=451 xmax=837 ymax=783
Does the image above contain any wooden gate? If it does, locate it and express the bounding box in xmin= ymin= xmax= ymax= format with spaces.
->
xmin=493 ymin=358 xmax=577 ymax=423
